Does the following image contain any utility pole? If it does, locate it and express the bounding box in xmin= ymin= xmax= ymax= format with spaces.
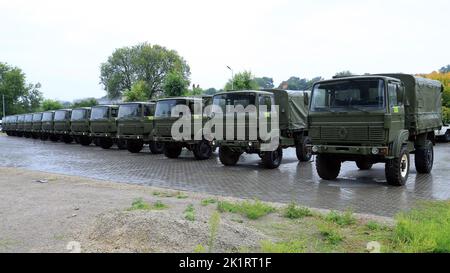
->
xmin=227 ymin=66 xmax=234 ymax=90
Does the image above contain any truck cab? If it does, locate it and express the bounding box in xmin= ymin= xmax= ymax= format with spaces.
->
xmin=117 ymin=102 xmax=163 ymax=154
xmin=54 ymin=109 xmax=73 ymax=143
xmin=23 ymin=114 xmax=34 ymax=138
xmin=41 ymin=111 xmax=55 ymax=140
xmin=90 ymin=105 xmax=126 ymax=150
xmin=309 ymin=74 xmax=443 ymax=186
xmin=70 ymin=107 xmax=92 ymax=146
xmin=31 ymin=112 xmax=43 ymax=139
xmin=16 ymin=114 xmax=26 ymax=137
xmin=154 ymin=97 xmax=214 ymax=160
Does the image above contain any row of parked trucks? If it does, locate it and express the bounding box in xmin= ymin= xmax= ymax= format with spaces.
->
xmin=1 ymin=74 xmax=445 ymax=187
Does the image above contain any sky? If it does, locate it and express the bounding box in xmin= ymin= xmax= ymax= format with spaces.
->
xmin=1 ymin=0 xmax=449 ymax=101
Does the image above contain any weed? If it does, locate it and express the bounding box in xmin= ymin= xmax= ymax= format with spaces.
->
xmin=325 ymin=210 xmax=356 ymax=226
xmin=153 ymin=200 xmax=167 ymax=210
xmin=318 ymin=223 xmax=343 ymax=245
xmin=208 ymin=212 xmax=221 ymax=253
xmin=217 ymin=200 xmax=276 ymax=220
xmin=177 ymin=192 xmax=189 ymax=199
xmin=282 ymin=203 xmax=312 ymax=219
xmin=366 ymin=221 xmax=383 ymax=231
xmin=185 ymin=204 xmax=196 ymax=221
xmin=194 ymin=244 xmax=206 ymax=253
xmin=127 ymin=198 xmax=151 ymax=211
xmin=201 ymin=198 xmax=218 ymax=206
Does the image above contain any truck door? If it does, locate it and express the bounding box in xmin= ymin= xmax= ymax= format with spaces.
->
xmin=388 ymin=82 xmax=405 ymax=138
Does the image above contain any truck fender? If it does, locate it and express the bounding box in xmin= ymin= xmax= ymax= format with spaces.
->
xmin=391 ymin=130 xmax=409 ymax=157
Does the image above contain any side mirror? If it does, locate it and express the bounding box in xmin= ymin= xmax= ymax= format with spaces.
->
xmin=397 ymin=85 xmax=405 ymax=105
xmin=304 ymin=92 xmax=310 ymax=106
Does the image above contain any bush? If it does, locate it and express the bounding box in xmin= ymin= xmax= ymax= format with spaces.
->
xmin=393 ymin=201 xmax=450 ymax=253
xmin=217 ymin=200 xmax=276 ymax=220
xmin=318 ymin=223 xmax=343 ymax=245
xmin=282 ymin=203 xmax=312 ymax=219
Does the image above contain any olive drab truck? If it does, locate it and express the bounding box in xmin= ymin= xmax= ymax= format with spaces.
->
xmin=53 ymin=109 xmax=73 ymax=144
xmin=70 ymin=107 xmax=92 ymax=146
xmin=212 ymin=89 xmax=312 ymax=169
xmin=41 ymin=111 xmax=55 ymax=140
xmin=23 ymin=114 xmax=34 ymax=138
xmin=308 ymin=74 xmax=443 ymax=186
xmin=153 ymin=97 xmax=214 ymax=160
xmin=117 ymin=102 xmax=164 ymax=154
xmin=31 ymin=112 xmax=43 ymax=139
xmin=90 ymin=105 xmax=126 ymax=150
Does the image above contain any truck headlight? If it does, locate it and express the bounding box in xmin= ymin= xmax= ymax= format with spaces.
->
xmin=248 ymin=142 xmax=253 ymax=147
xmin=312 ymin=146 xmax=319 ymax=153
xmin=371 ymin=148 xmax=379 ymax=155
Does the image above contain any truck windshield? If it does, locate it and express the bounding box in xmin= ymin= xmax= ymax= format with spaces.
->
xmin=71 ymin=109 xmax=88 ymax=121
xmin=25 ymin=115 xmax=33 ymax=122
xmin=32 ymin=113 xmax=42 ymax=121
xmin=54 ymin=111 xmax=69 ymax=121
xmin=91 ymin=107 xmax=109 ymax=120
xmin=311 ymin=79 xmax=385 ymax=112
xmin=42 ymin=113 xmax=53 ymax=121
xmin=212 ymin=93 xmax=256 ymax=113
xmin=155 ymin=100 xmax=186 ymax=117
xmin=118 ymin=104 xmax=141 ymax=118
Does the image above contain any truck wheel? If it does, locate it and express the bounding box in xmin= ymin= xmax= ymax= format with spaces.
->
xmin=40 ymin=134 xmax=48 ymax=141
xmin=385 ymin=146 xmax=410 ymax=186
xmin=356 ymin=159 xmax=373 ymax=170
xmin=94 ymin=138 xmax=101 ymax=146
xmin=415 ymin=140 xmax=434 ymax=174
xmin=193 ymin=140 xmax=213 ymax=160
xmin=80 ymin=136 xmax=92 ymax=146
xmin=164 ymin=143 xmax=182 ymax=158
xmin=50 ymin=134 xmax=59 ymax=142
xmin=117 ymin=139 xmax=127 ymax=150
xmin=25 ymin=133 xmax=31 ymax=138
xmin=127 ymin=140 xmax=144 ymax=153
xmin=32 ymin=133 xmax=39 ymax=139
xmin=296 ymin=137 xmax=312 ymax=162
xmin=446 ymin=131 xmax=450 ymax=143
xmin=262 ymin=147 xmax=283 ymax=169
xmin=219 ymin=146 xmax=241 ymax=166
xmin=316 ymin=155 xmax=341 ymax=180
xmin=149 ymin=141 xmax=164 ymax=154
xmin=100 ymin=138 xmax=114 ymax=149
xmin=62 ymin=135 xmax=73 ymax=144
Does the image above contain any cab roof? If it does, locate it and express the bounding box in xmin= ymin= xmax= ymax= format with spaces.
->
xmin=317 ymin=75 xmax=402 ymax=85
xmin=214 ymin=90 xmax=273 ymax=96
xmin=157 ymin=97 xmax=203 ymax=102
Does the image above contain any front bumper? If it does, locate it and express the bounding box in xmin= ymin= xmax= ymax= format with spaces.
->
xmin=90 ymin=132 xmax=116 ymax=138
xmin=71 ymin=132 xmax=90 ymax=136
xmin=309 ymin=144 xmax=389 ymax=156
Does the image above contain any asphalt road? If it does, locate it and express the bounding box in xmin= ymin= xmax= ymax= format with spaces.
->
xmin=1 ymin=135 xmax=449 ymax=216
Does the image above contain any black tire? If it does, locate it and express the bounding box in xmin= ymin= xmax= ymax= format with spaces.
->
xmin=127 ymin=139 xmax=143 ymax=153
xmin=316 ymin=155 xmax=341 ymax=180
xmin=414 ymin=140 xmax=434 ymax=174
xmin=50 ymin=134 xmax=59 ymax=142
xmin=296 ymin=137 xmax=312 ymax=162
xmin=149 ymin=141 xmax=164 ymax=154
xmin=116 ymin=139 xmax=127 ymax=150
xmin=193 ymin=140 xmax=213 ymax=160
xmin=262 ymin=147 xmax=283 ymax=169
xmin=32 ymin=133 xmax=39 ymax=139
xmin=94 ymin=138 xmax=101 ymax=146
xmin=79 ymin=136 xmax=92 ymax=146
xmin=24 ymin=133 xmax=31 ymax=138
xmin=445 ymin=131 xmax=450 ymax=143
xmin=219 ymin=146 xmax=240 ymax=166
xmin=40 ymin=134 xmax=48 ymax=141
xmin=99 ymin=138 xmax=114 ymax=149
xmin=385 ymin=145 xmax=410 ymax=186
xmin=164 ymin=143 xmax=183 ymax=159
xmin=356 ymin=159 xmax=373 ymax=170
xmin=62 ymin=135 xmax=73 ymax=144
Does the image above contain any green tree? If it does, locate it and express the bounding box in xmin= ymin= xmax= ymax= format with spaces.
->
xmin=255 ymin=77 xmax=274 ymax=89
xmin=71 ymin=98 xmax=98 ymax=108
xmin=334 ymin=71 xmax=354 ymax=77
xmin=41 ymin=99 xmax=63 ymax=111
xmin=225 ymin=71 xmax=259 ymax=91
xmin=100 ymin=42 xmax=190 ymax=100
xmin=123 ymin=80 xmax=149 ymax=102
xmin=163 ymin=71 xmax=189 ymax=97
xmin=204 ymin=88 xmax=220 ymax=95
xmin=439 ymin=65 xmax=450 ymax=73
xmin=278 ymin=76 xmax=323 ymax=90
xmin=0 ymin=62 xmax=43 ymax=117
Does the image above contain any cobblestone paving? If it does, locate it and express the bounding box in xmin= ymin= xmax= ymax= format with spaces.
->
xmin=1 ymin=135 xmax=449 ymax=216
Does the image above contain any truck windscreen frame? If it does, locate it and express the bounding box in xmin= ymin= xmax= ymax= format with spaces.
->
xmin=42 ymin=113 xmax=53 ymax=121
xmin=311 ymin=79 xmax=386 ymax=112
xmin=118 ymin=104 xmax=141 ymax=118
xmin=71 ymin=109 xmax=88 ymax=121
xmin=90 ymin=107 xmax=109 ymax=120
xmin=155 ymin=100 xmax=187 ymax=118
xmin=54 ymin=111 xmax=69 ymax=121
xmin=212 ymin=93 xmax=257 ymax=113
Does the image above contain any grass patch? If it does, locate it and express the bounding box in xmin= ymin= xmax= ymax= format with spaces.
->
xmin=366 ymin=221 xmax=384 ymax=231
xmin=282 ymin=203 xmax=312 ymax=219
xmin=217 ymin=200 xmax=276 ymax=220
xmin=325 ymin=210 xmax=356 ymax=226
xmin=126 ymin=198 xmax=168 ymax=211
xmin=208 ymin=212 xmax=221 ymax=252
xmin=184 ymin=204 xmax=196 ymax=221
xmin=260 ymin=240 xmax=305 ymax=253
xmin=153 ymin=191 xmax=188 ymax=199
xmin=201 ymin=198 xmax=218 ymax=206
xmin=318 ymin=223 xmax=344 ymax=245
xmin=392 ymin=201 xmax=450 ymax=253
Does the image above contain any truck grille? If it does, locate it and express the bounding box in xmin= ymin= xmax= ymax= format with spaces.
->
xmin=319 ymin=126 xmax=384 ymax=142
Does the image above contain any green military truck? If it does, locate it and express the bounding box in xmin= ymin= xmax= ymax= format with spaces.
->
xmin=212 ymin=89 xmax=312 ymax=169
xmin=308 ymin=74 xmax=443 ymax=186
xmin=154 ymin=97 xmax=214 ymax=160
xmin=70 ymin=107 xmax=92 ymax=146
xmin=16 ymin=114 xmax=25 ymax=137
xmin=31 ymin=112 xmax=43 ymax=139
xmin=90 ymin=105 xmax=126 ymax=150
xmin=10 ymin=115 xmax=19 ymax=136
xmin=41 ymin=111 xmax=55 ymax=141
xmin=23 ymin=114 xmax=34 ymax=138
xmin=53 ymin=109 xmax=73 ymax=144
xmin=117 ymin=102 xmax=164 ymax=154
xmin=3 ymin=116 xmax=15 ymax=136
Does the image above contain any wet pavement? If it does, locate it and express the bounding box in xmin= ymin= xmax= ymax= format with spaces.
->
xmin=0 ymin=135 xmax=449 ymax=217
